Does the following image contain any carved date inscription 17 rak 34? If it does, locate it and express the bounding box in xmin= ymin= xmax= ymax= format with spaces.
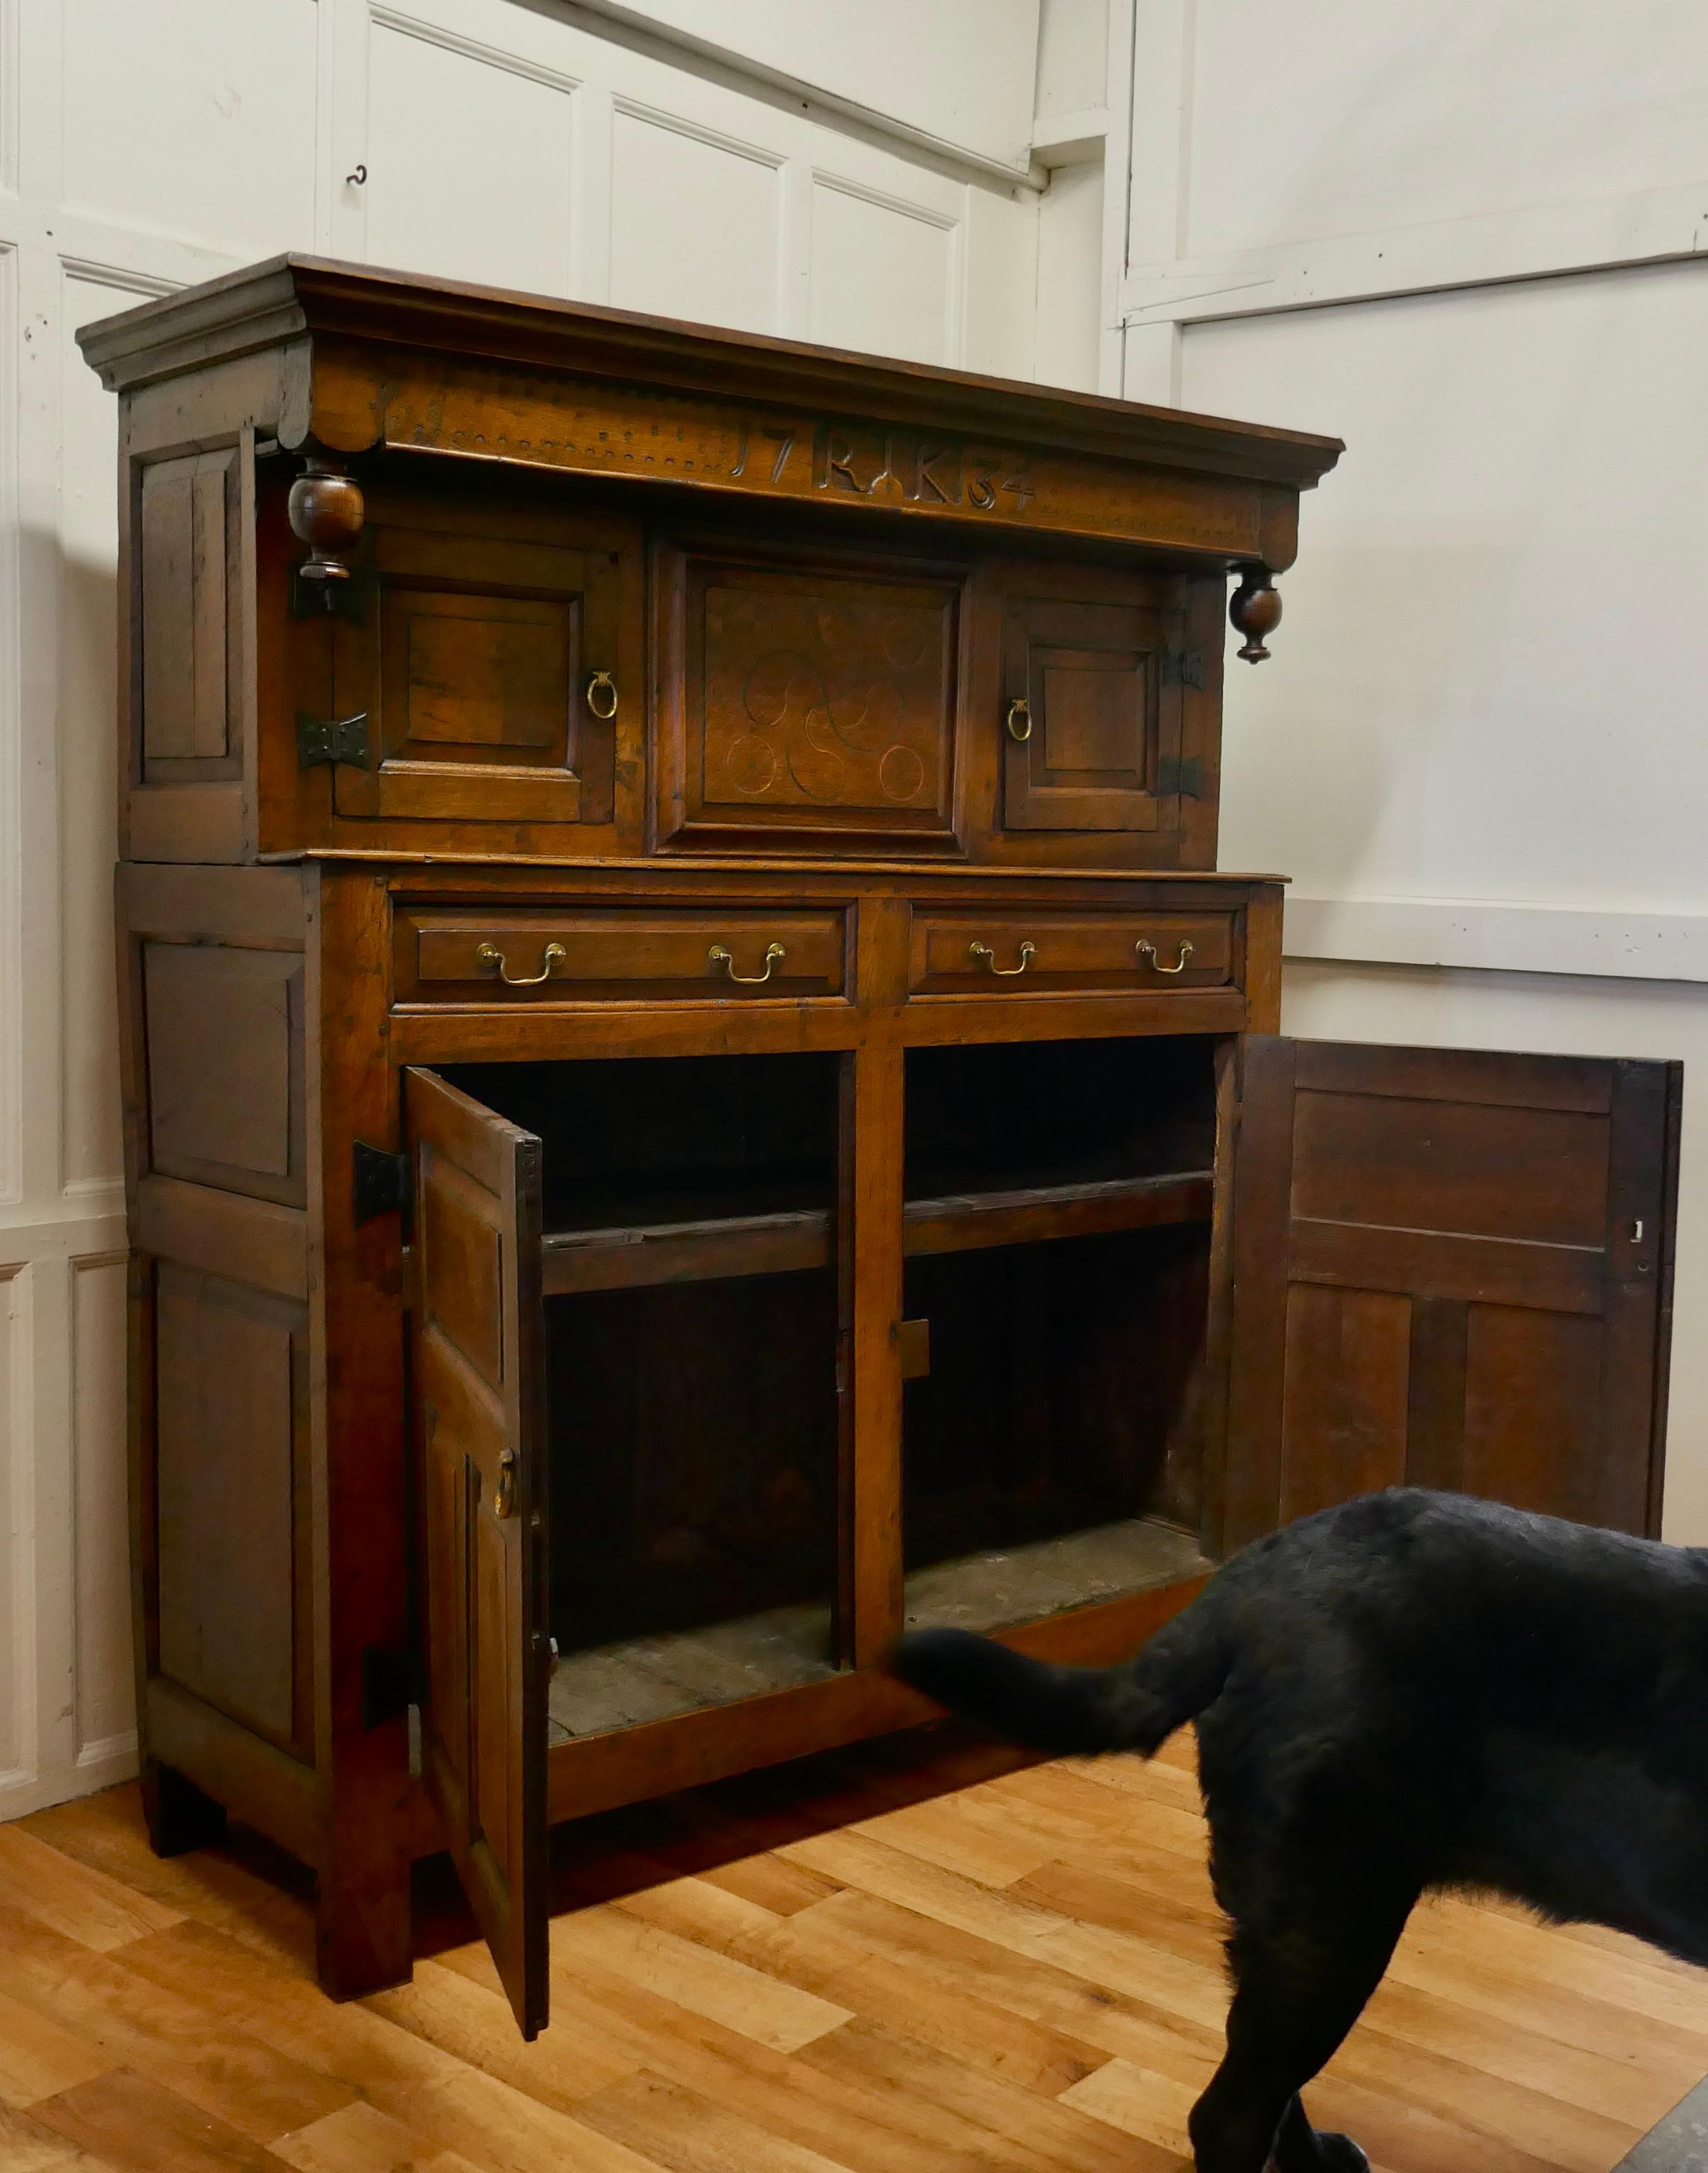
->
xmin=375 ymin=363 xmax=1268 ymax=555
xmin=731 ymin=418 xmax=1034 ymax=514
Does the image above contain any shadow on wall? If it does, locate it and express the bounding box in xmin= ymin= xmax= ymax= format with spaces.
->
xmin=55 ymin=538 xmax=124 ymax=1189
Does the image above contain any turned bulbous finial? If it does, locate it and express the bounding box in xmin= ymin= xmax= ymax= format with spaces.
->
xmin=1229 ymin=565 xmax=1281 ymax=664
xmin=287 ymin=456 xmax=364 ymax=589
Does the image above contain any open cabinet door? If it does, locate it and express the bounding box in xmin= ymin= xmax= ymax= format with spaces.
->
xmin=1223 ymin=1038 xmax=1679 ymax=1554
xmin=405 ymin=1067 xmax=549 ymax=2038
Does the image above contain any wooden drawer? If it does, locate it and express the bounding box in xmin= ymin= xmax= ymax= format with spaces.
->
xmin=907 ymin=908 xmax=1234 ymax=995
xmin=397 ymin=908 xmax=846 ymax=1001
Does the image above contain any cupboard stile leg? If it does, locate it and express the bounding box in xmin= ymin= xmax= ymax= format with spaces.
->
xmin=312 ymin=870 xmax=415 ymax=1998
xmin=848 ymin=1045 xmax=906 ymax=1669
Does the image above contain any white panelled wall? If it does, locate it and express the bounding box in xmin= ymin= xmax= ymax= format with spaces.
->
xmin=0 ymin=0 xmax=1101 ymax=1822
xmin=1117 ymin=1 xmax=1708 ymax=1538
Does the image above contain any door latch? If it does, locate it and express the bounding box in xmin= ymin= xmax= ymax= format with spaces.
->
xmin=297 ymin=710 xmax=370 ymax=768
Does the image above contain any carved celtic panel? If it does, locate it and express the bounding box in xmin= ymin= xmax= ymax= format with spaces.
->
xmin=695 ymin=568 xmax=955 ymax=820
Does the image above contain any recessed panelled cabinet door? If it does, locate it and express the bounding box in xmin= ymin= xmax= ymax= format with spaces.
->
xmin=997 ymin=566 xmax=1222 ymax=857
xmin=331 ymin=499 xmax=635 ymax=830
xmin=405 ymin=1067 xmax=549 ymax=2038
xmin=1223 ymin=1039 xmax=1681 ymax=1552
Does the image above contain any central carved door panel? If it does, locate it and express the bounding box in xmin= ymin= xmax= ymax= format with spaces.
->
xmin=652 ymin=539 xmax=967 ymax=852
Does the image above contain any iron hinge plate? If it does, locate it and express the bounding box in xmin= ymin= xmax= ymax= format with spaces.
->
xmin=1157 ymin=755 xmax=1207 ymax=798
xmin=1162 ymin=648 xmax=1207 ymax=691
xmin=352 ymin=1141 xmax=409 ymax=1228
xmin=298 ymin=710 xmax=370 ymax=769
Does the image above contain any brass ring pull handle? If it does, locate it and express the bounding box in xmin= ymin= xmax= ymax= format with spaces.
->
xmin=709 ymin=941 xmax=786 ymax=984
xmin=476 ymin=940 xmax=566 ymax=986
xmin=969 ymin=939 xmax=1036 ymax=977
xmin=586 ymin=669 xmax=619 ymax=720
xmin=1005 ymin=697 xmax=1032 ymax=743
xmin=1136 ymin=938 xmax=1195 ymax=975
xmin=492 ymin=1449 xmax=518 ymax=1521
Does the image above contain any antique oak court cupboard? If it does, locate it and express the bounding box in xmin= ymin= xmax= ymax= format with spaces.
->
xmin=80 ymin=259 xmax=1680 ymax=2039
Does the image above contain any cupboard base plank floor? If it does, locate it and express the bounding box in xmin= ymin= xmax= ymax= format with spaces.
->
xmin=8 ymin=1726 xmax=1708 ymax=2173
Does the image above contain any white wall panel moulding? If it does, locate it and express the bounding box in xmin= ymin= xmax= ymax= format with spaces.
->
xmin=1284 ymin=896 xmax=1708 ymax=985
xmin=1122 ymin=180 xmax=1708 ymax=327
xmin=554 ymin=0 xmax=1045 ymax=186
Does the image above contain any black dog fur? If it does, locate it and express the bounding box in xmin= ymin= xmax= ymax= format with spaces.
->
xmin=890 ymin=1488 xmax=1708 ymax=2172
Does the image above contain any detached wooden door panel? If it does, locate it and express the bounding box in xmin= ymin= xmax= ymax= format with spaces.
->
xmin=406 ymin=1067 xmax=549 ymax=2038
xmin=1223 ymin=1038 xmax=1679 ymax=1552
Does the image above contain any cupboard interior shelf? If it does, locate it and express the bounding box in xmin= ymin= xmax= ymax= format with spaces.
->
xmin=546 ymin=1516 xmax=1208 ymax=1742
xmin=539 ymin=1167 xmax=1216 ymax=1296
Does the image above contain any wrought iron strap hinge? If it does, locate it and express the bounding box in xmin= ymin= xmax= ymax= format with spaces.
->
xmin=1162 ymin=647 xmax=1207 ymax=690
xmin=352 ymin=1140 xmax=410 ymax=1228
xmin=1157 ymin=755 xmax=1206 ymax=798
xmin=297 ymin=710 xmax=370 ymax=769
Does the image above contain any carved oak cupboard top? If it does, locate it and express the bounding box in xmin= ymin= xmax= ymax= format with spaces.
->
xmin=79 ymin=257 xmax=1341 ymax=871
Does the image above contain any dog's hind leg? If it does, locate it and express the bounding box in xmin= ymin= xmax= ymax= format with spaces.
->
xmin=1270 ymin=2092 xmax=1368 ymax=2172
xmin=1186 ymin=1898 xmax=1413 ymax=2172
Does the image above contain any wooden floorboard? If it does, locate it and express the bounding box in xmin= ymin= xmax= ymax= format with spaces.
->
xmin=8 ymin=1729 xmax=1708 ymax=2173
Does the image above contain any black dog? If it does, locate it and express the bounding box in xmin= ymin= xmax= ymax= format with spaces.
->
xmin=890 ymin=1488 xmax=1708 ymax=2172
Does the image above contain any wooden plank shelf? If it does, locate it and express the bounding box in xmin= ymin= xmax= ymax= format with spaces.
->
xmin=540 ymin=1168 xmax=1214 ymax=1295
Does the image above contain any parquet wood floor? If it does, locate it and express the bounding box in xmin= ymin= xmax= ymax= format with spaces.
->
xmin=3 ymin=1726 xmax=1704 ymax=2173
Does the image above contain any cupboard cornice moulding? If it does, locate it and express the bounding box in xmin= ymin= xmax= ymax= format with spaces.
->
xmin=78 ymin=254 xmax=1342 ymax=496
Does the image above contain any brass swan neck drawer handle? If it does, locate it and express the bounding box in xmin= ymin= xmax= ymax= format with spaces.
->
xmin=476 ymin=940 xmax=566 ymax=986
xmin=969 ymin=939 xmax=1036 ymax=977
xmin=709 ymin=941 xmax=786 ymax=984
xmin=1136 ymin=938 xmax=1195 ymax=975
xmin=1005 ymin=697 xmax=1032 ymax=743
xmin=586 ymin=669 xmax=619 ymax=720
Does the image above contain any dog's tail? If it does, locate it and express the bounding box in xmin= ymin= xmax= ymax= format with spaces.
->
xmin=889 ymin=1592 xmax=1228 ymax=1758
